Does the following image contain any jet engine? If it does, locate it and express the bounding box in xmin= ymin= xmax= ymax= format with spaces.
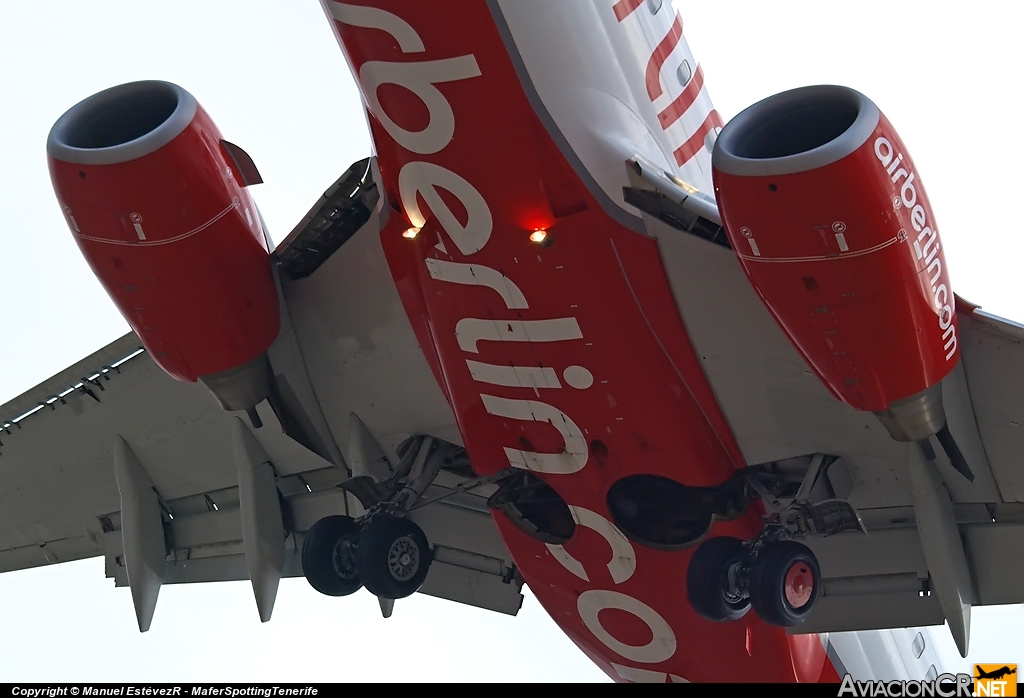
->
xmin=47 ymin=81 xmax=279 ymax=413
xmin=712 ymin=86 xmax=957 ymax=442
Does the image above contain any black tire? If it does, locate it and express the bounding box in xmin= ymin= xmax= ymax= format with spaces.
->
xmin=301 ymin=515 xmax=362 ymax=597
xmin=686 ymin=536 xmax=751 ymax=622
xmin=356 ymin=515 xmax=432 ymax=599
xmin=749 ymin=541 xmax=820 ymax=627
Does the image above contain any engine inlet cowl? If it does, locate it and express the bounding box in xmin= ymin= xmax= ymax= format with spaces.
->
xmin=48 ymin=81 xmax=198 ymax=165
xmin=712 ymin=85 xmax=958 ymax=425
xmin=712 ymin=85 xmax=878 ymax=177
xmin=48 ymin=81 xmax=279 ymax=410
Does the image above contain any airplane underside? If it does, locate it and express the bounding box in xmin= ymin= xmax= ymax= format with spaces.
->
xmin=6 ymin=0 xmax=1024 ymax=685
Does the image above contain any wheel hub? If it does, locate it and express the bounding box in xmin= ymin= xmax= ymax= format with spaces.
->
xmin=332 ymin=537 xmax=358 ymax=580
xmin=723 ymin=560 xmax=747 ymax=605
xmin=387 ymin=535 xmax=420 ymax=582
xmin=784 ymin=561 xmax=813 ymax=608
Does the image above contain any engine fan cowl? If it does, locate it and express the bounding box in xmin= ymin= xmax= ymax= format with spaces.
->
xmin=48 ymin=81 xmax=279 ymax=411
xmin=712 ymin=86 xmax=957 ymax=439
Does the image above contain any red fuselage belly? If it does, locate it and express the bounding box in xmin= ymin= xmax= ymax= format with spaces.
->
xmin=323 ymin=0 xmax=833 ymax=682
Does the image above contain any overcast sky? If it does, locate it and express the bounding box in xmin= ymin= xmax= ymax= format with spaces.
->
xmin=0 ymin=0 xmax=1020 ymax=683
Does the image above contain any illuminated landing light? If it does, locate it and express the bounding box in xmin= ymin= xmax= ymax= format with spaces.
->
xmin=402 ymin=226 xmax=421 ymax=239
xmin=529 ymin=229 xmax=548 ymax=244
xmin=668 ymin=173 xmax=701 ymax=195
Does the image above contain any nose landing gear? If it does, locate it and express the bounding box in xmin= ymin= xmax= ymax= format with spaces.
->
xmin=687 ymin=536 xmax=821 ymax=627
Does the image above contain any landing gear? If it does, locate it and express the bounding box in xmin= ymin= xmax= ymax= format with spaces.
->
xmin=301 ymin=515 xmax=362 ymax=597
xmin=357 ymin=514 xmax=432 ymax=599
xmin=686 ymin=536 xmax=751 ymax=622
xmin=749 ymin=541 xmax=820 ymax=627
xmin=686 ymin=537 xmax=821 ymax=628
xmin=301 ymin=513 xmax=433 ymax=600
xmin=300 ymin=435 xmax=504 ymax=604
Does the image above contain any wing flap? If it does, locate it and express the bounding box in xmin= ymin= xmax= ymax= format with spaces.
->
xmin=0 ymin=534 xmax=103 ymax=574
xmin=0 ymin=331 xmax=337 ymax=572
xmin=98 ymin=484 xmax=524 ymax=616
xmin=959 ymin=309 xmax=1024 ymax=503
xmin=800 ymin=529 xmax=943 ymax=633
xmin=963 ymin=523 xmax=1024 ymax=605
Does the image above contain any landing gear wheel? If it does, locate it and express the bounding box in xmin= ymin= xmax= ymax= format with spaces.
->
xmin=356 ymin=515 xmax=432 ymax=599
xmin=686 ymin=536 xmax=751 ymax=622
xmin=749 ymin=541 xmax=820 ymax=627
xmin=302 ymin=515 xmax=362 ymax=597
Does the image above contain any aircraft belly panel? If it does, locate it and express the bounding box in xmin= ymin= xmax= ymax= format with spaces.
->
xmin=283 ymin=206 xmax=462 ymax=466
xmin=324 ymin=0 xmax=815 ymax=683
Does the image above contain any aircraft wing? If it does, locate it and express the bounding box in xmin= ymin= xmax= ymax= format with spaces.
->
xmin=0 ymin=160 xmax=524 ymax=627
xmin=626 ymin=159 xmax=1024 ymax=647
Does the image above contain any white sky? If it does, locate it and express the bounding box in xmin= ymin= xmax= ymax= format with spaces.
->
xmin=0 ymin=0 xmax=1020 ymax=683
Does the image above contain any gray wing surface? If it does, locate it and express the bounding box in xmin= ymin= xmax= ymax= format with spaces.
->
xmin=627 ymin=160 xmax=1024 ymax=650
xmin=0 ymin=162 xmax=524 ymax=626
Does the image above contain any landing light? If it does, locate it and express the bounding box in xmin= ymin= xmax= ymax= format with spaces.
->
xmin=402 ymin=226 xmax=421 ymax=239
xmin=529 ymin=229 xmax=548 ymax=244
xmin=668 ymin=173 xmax=701 ymax=195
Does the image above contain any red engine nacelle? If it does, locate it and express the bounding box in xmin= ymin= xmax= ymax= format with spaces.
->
xmin=712 ymin=86 xmax=957 ymax=441
xmin=47 ymin=81 xmax=279 ymax=410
